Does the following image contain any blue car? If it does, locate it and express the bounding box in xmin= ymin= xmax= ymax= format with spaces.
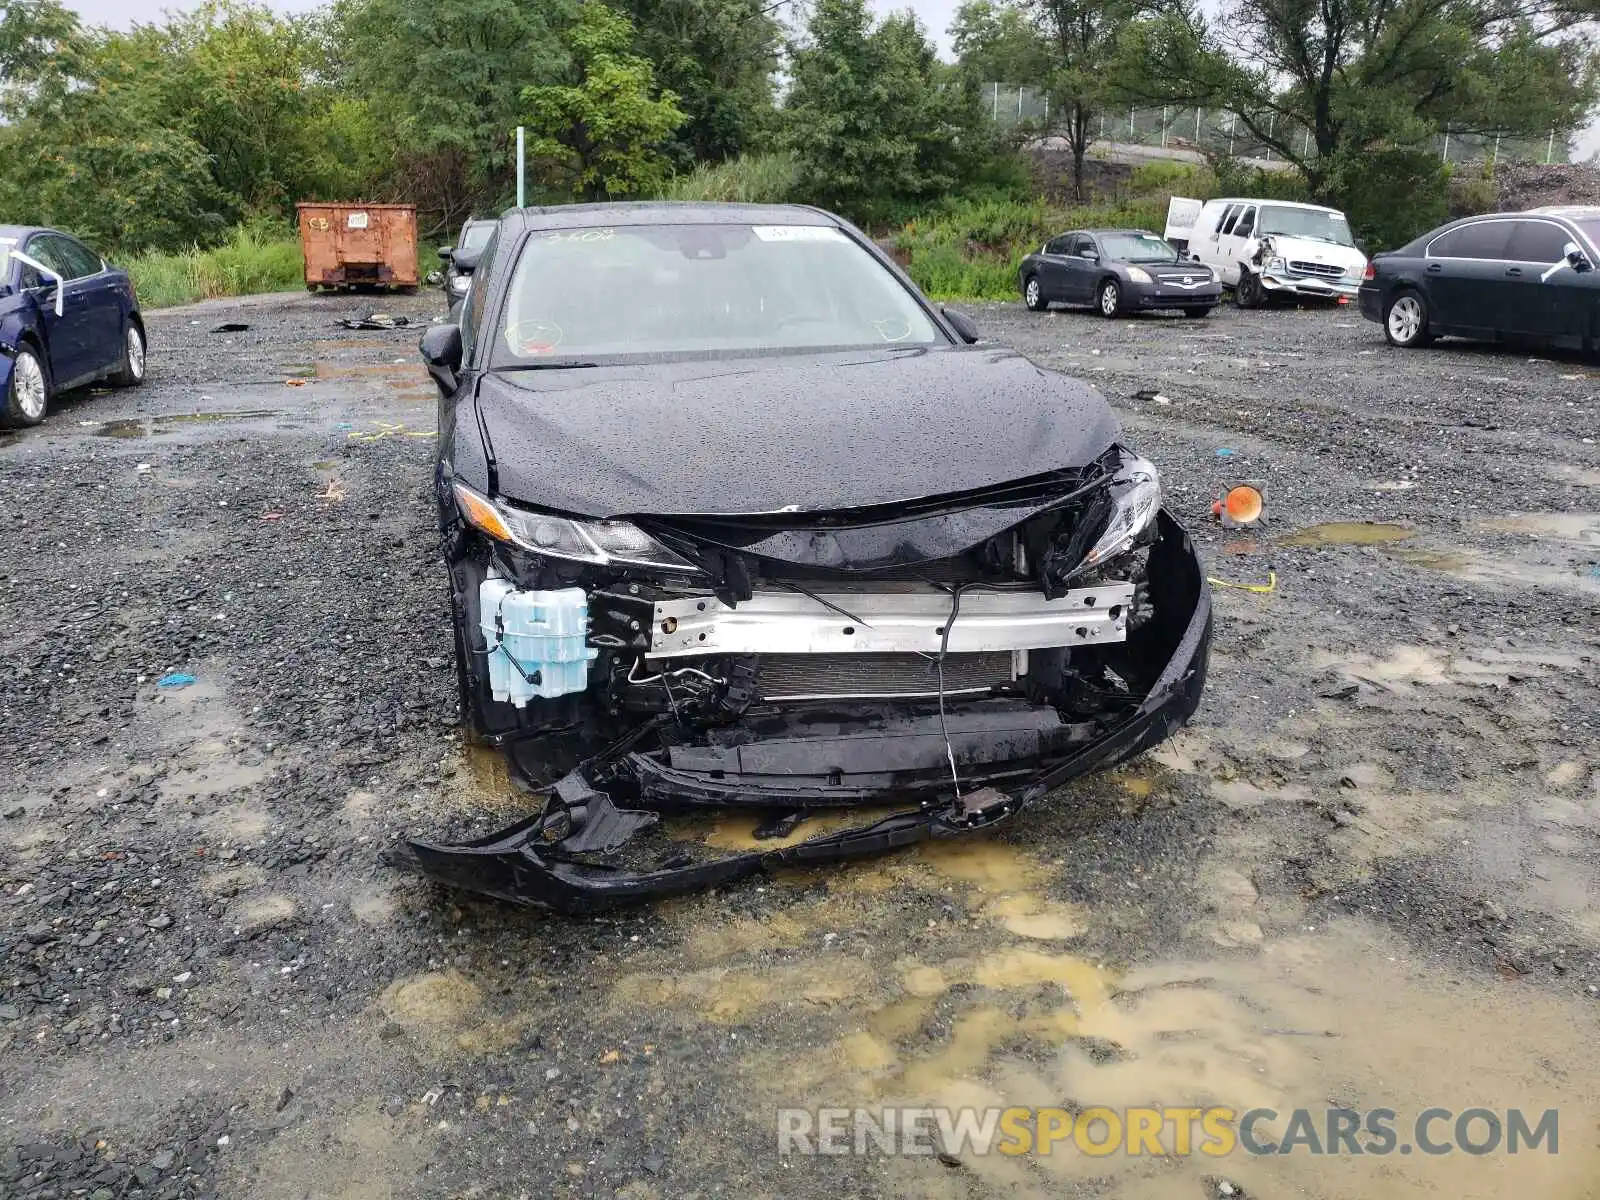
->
xmin=1 ymin=225 xmax=146 ymax=428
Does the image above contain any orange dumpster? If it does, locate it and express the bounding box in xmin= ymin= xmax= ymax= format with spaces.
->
xmin=296 ymin=202 xmax=419 ymax=291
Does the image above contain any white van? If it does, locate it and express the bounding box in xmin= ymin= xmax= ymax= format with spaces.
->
xmin=1165 ymin=197 xmax=1368 ymax=308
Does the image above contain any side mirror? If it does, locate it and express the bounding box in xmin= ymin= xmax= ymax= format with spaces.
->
xmin=452 ymin=248 xmax=483 ymax=275
xmin=419 ymin=323 xmax=463 ymax=392
xmin=1565 ymin=242 xmax=1591 ymax=272
xmin=942 ymin=307 xmax=979 ymax=344
xmin=438 ymin=246 xmax=454 ymax=262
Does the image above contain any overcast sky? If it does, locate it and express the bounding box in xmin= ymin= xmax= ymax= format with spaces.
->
xmin=60 ymin=0 xmax=1598 ymax=157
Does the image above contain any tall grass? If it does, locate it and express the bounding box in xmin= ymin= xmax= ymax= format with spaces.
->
xmin=897 ymin=195 xmax=1171 ymax=301
xmin=656 ymin=152 xmax=801 ymax=204
xmin=126 ymin=224 xmax=303 ymax=309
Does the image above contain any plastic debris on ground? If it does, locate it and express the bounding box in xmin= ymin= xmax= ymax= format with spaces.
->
xmin=156 ymin=673 xmax=197 ymax=689
xmin=211 ymin=322 xmax=250 ymax=333
xmin=338 ymin=313 xmax=410 ymax=331
xmin=1207 ymin=571 xmax=1277 ymax=593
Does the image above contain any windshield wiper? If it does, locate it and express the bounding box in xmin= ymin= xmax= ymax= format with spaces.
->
xmin=498 ymin=361 xmax=601 ymax=372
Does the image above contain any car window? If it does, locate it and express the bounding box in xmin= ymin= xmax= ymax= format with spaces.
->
xmin=20 ymin=235 xmax=71 ymax=287
xmin=1233 ymin=206 xmax=1257 ymax=238
xmin=54 ymin=236 xmax=103 ymax=278
xmin=460 ymin=226 xmax=500 ymax=364
xmin=1505 ymin=220 xmax=1570 ymax=264
xmin=1068 ymin=234 xmax=1092 ymax=257
xmin=1218 ymin=205 xmax=1241 ymax=236
xmin=1429 ymin=222 xmax=1512 ymax=260
xmin=1257 ymin=206 xmax=1356 ymax=247
xmin=1044 ymin=236 xmax=1071 ymax=255
xmin=1098 ymin=232 xmax=1178 ymax=263
xmin=461 ymin=223 xmax=495 ymax=251
xmin=493 ymin=223 xmax=943 ymax=363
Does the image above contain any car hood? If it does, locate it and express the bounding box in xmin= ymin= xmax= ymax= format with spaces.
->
xmin=474 ymin=346 xmax=1119 ymax=518
xmin=1261 ymin=235 xmax=1367 ymax=272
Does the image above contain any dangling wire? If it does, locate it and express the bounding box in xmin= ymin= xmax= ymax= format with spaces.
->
xmin=936 ymin=583 xmax=969 ymax=800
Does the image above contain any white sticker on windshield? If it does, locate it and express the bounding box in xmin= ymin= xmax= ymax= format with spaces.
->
xmin=751 ymin=225 xmax=847 ymax=242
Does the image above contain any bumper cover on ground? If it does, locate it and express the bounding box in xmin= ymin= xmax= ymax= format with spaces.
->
xmin=405 ymin=511 xmax=1211 ymax=911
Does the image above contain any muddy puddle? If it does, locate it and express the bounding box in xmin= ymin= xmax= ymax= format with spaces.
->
xmin=94 ymin=410 xmax=289 ymax=438
xmin=1476 ymin=511 xmax=1600 ymax=542
xmin=1277 ymin=521 xmax=1415 ymax=547
xmin=600 ymin=833 xmax=1600 ymax=1199
xmin=1383 ymin=544 xmax=1600 ymax=593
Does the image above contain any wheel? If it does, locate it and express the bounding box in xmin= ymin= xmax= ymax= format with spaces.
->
xmin=1235 ymin=271 xmax=1263 ymax=309
xmin=110 ymin=321 xmax=146 ymax=387
xmin=1 ymin=345 xmax=49 ymax=428
xmin=1023 ymin=274 xmax=1046 ymax=312
xmin=1182 ymin=306 xmax=1214 ymax=318
xmin=1383 ymin=291 xmax=1432 ymax=348
xmin=1097 ymin=278 xmax=1122 ymax=318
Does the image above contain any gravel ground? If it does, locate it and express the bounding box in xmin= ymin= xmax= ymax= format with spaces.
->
xmin=1 ymin=290 xmax=1597 ymax=1200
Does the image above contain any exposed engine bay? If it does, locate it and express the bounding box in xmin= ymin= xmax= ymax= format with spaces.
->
xmin=408 ymin=444 xmax=1212 ymax=911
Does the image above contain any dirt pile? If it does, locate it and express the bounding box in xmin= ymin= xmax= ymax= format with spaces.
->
xmin=1491 ymin=159 xmax=1600 ymax=210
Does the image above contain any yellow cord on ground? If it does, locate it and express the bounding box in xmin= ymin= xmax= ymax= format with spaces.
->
xmin=1206 ymin=570 xmax=1277 ymax=593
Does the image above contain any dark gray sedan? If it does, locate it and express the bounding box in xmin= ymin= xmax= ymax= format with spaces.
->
xmin=1020 ymin=229 xmax=1221 ymax=318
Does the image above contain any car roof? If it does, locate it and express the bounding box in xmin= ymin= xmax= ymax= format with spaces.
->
xmin=499 ymin=201 xmax=841 ymax=231
xmin=1206 ymin=199 xmax=1344 ymax=213
xmin=1524 ymin=205 xmax=1600 ymax=218
xmin=1082 ymin=228 xmax=1161 ymax=238
xmin=0 ymin=225 xmax=48 ymax=241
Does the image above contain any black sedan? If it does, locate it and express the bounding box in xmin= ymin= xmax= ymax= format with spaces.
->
xmin=412 ymin=202 xmax=1211 ymax=911
xmin=439 ymin=217 xmax=496 ymax=303
xmin=1359 ymin=207 xmax=1600 ymax=350
xmin=1020 ymin=229 xmax=1221 ymax=318
xmin=1 ymin=225 xmax=146 ymax=427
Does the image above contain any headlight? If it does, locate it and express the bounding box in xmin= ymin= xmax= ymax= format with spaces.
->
xmin=1083 ymin=455 xmax=1161 ymax=567
xmin=450 ymin=275 xmax=470 ymax=294
xmin=1126 ymin=266 xmax=1152 ymax=284
xmin=1265 ymin=256 xmax=1286 ymax=272
xmin=453 ymin=482 xmax=699 ymax=572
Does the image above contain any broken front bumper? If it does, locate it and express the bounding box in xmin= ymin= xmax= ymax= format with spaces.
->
xmin=406 ymin=511 xmax=1211 ymax=911
xmin=1258 ymin=273 xmax=1359 ymax=300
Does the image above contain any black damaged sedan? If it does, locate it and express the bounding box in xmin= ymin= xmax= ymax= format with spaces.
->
xmin=412 ymin=202 xmax=1211 ymax=911
xmin=1020 ymin=229 xmax=1220 ymax=318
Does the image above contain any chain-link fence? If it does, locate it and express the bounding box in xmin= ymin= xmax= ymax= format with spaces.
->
xmin=981 ymin=83 xmax=1573 ymax=166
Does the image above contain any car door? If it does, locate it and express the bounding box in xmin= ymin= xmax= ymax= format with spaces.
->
xmin=1032 ymin=236 xmax=1075 ymax=301
xmin=1061 ymin=234 xmax=1101 ymax=303
xmin=1206 ymin=204 xmax=1242 ymax=284
xmin=53 ymin=235 xmax=123 ymax=372
xmin=1419 ymin=220 xmax=1512 ymax=335
xmin=1502 ymin=218 xmax=1589 ymax=344
xmin=1224 ymin=205 xmax=1258 ymax=281
xmin=18 ymin=234 xmax=95 ymax=386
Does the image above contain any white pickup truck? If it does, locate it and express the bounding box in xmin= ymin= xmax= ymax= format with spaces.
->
xmin=1165 ymin=197 xmax=1368 ymax=308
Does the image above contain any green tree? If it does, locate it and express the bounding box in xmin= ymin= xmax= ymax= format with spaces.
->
xmin=95 ymin=3 xmax=353 ymax=214
xmin=334 ymin=0 xmax=575 ymax=226
xmin=615 ymin=0 xmax=781 ymax=165
xmin=1027 ymin=0 xmax=1148 ymax=199
xmin=1120 ymin=0 xmax=1598 ymax=222
xmin=949 ymin=0 xmax=1053 ymax=85
xmin=522 ymin=0 xmax=688 ymax=199
xmin=784 ymin=0 xmax=996 ymax=224
xmin=0 ymin=0 xmax=83 ymax=120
